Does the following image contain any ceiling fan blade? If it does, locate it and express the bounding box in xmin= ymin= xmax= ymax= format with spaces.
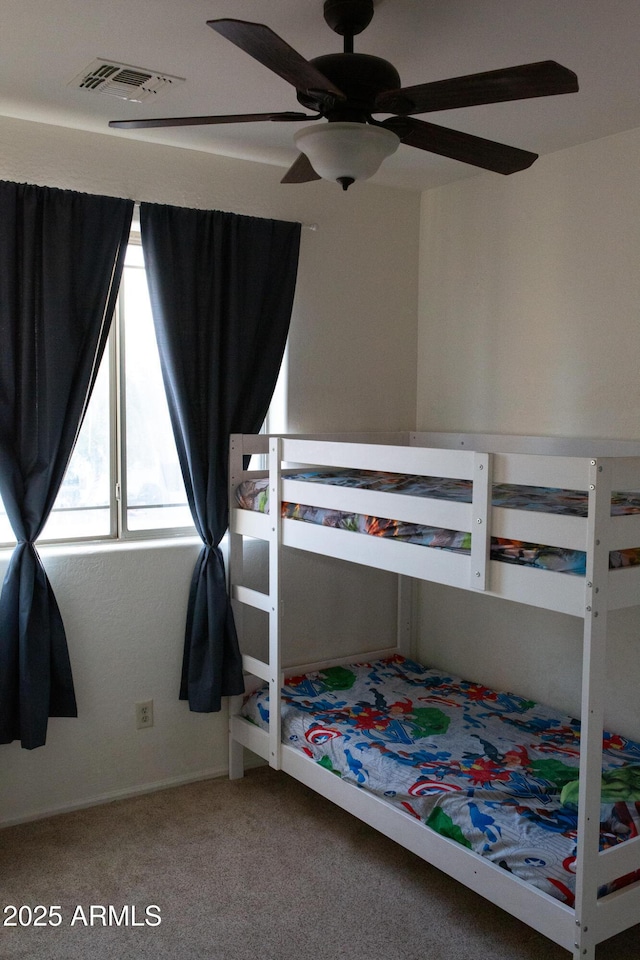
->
xmin=281 ymin=153 xmax=321 ymax=184
xmin=208 ymin=19 xmax=345 ymax=104
xmin=383 ymin=116 xmax=538 ymax=174
xmin=376 ymin=61 xmax=578 ymax=115
xmin=109 ymin=111 xmax=314 ymax=130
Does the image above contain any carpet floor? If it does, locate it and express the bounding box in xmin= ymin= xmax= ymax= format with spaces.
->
xmin=0 ymin=766 xmax=638 ymax=959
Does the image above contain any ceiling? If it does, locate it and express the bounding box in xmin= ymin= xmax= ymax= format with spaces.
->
xmin=3 ymin=0 xmax=640 ymax=191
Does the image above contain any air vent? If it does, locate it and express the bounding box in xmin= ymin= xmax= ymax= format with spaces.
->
xmin=69 ymin=59 xmax=184 ymax=102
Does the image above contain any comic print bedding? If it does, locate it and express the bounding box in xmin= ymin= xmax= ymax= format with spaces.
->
xmin=235 ymin=469 xmax=640 ymax=574
xmin=241 ymin=655 xmax=640 ymax=905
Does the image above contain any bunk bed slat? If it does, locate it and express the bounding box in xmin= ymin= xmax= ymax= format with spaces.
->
xmin=413 ymin=431 xmax=640 ymax=459
xmin=488 ymin=561 xmax=585 ymax=614
xmin=492 ymin=507 xmax=587 ymax=552
xmin=282 ymin=517 xmax=475 ymax=588
xmin=281 ymin=438 xmax=475 ymax=480
xmin=282 ymin=646 xmax=399 ymax=675
xmin=493 ymin=452 xmax=590 ymax=490
xmin=281 ymin=477 xmax=473 ymax=532
xmin=592 ymin=880 xmax=640 ymax=946
xmin=598 ymin=833 xmax=640 ymax=888
xmin=230 ymin=713 xmax=270 ymax=760
xmin=231 ymin=506 xmax=270 ymax=537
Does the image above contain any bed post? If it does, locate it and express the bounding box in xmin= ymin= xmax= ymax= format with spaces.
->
xmin=470 ymin=451 xmax=491 ymax=592
xmin=268 ymin=436 xmax=283 ymax=770
xmin=227 ymin=696 xmax=246 ymax=780
xmin=228 ymin=434 xmax=246 ymax=780
xmin=228 ymin=434 xmax=245 ymax=653
xmin=397 ymin=576 xmax=415 ymax=658
xmin=572 ymin=457 xmax=611 ymax=960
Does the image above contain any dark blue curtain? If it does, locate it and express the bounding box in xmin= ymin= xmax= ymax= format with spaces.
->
xmin=140 ymin=203 xmax=300 ymax=712
xmin=0 ymin=182 xmax=134 ymax=749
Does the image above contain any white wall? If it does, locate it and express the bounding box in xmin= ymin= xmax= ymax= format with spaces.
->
xmin=0 ymin=540 xmax=205 ymax=823
xmin=0 ymin=115 xmax=420 ymax=825
xmin=416 ymin=126 xmax=640 ymax=739
xmin=417 ymin=126 xmax=640 ymax=439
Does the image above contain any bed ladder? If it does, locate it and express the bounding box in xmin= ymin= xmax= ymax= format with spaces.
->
xmin=227 ymin=433 xmax=416 ymax=777
xmin=228 ymin=435 xmax=284 ymax=776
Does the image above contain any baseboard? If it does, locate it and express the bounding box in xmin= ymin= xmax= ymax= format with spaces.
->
xmin=0 ymin=765 xmax=231 ymax=829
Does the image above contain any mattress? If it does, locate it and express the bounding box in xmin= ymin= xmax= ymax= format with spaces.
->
xmin=241 ymin=655 xmax=640 ymax=905
xmin=235 ymin=469 xmax=640 ymax=574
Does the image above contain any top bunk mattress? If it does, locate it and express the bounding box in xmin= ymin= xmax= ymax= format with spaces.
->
xmin=235 ymin=469 xmax=640 ymax=575
xmin=241 ymin=654 xmax=640 ymax=906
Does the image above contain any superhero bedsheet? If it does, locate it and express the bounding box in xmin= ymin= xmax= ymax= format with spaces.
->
xmin=241 ymin=655 xmax=640 ymax=905
xmin=235 ymin=469 xmax=640 ymax=574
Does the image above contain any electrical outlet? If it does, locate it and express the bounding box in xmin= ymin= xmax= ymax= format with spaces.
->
xmin=135 ymin=700 xmax=154 ymax=729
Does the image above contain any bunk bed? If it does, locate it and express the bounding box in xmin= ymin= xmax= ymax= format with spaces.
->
xmin=227 ymin=431 xmax=640 ymax=960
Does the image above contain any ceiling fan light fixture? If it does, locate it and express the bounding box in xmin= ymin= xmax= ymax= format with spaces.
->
xmin=294 ymin=121 xmax=400 ymax=189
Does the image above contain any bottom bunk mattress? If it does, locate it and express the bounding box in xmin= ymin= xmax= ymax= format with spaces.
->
xmin=241 ymin=655 xmax=640 ymax=905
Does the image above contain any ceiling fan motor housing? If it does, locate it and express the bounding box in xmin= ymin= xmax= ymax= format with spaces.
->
xmin=297 ymin=53 xmax=401 ymax=118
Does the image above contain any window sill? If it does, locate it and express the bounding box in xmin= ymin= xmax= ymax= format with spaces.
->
xmin=0 ymin=534 xmax=204 ymax=562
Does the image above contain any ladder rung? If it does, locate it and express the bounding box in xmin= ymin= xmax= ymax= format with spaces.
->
xmin=242 ymin=655 xmax=270 ymax=682
xmin=232 ymin=585 xmax=272 ymax=613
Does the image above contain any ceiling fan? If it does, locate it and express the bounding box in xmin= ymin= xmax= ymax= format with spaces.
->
xmin=109 ymin=0 xmax=579 ymax=190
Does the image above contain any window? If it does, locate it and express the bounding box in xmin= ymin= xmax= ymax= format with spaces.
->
xmin=119 ymin=241 xmax=193 ymax=534
xmin=0 ymin=235 xmax=194 ymax=546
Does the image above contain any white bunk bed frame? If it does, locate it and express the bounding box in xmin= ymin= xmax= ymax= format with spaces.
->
xmin=227 ymin=430 xmax=640 ymax=960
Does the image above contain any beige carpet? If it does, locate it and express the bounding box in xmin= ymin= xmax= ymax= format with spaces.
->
xmin=1 ymin=766 xmax=638 ymax=960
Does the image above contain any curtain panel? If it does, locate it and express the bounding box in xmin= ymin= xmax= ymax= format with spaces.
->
xmin=0 ymin=181 xmax=134 ymax=749
xmin=140 ymin=203 xmax=301 ymax=713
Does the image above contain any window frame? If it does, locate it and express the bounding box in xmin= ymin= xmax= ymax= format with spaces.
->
xmin=0 ymin=231 xmax=197 ymax=549
xmin=115 ymin=232 xmax=195 ymax=542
